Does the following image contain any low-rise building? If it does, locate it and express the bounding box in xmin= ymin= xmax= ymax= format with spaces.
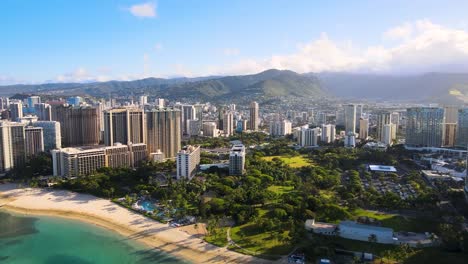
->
xmin=52 ymin=143 xmax=147 ymax=177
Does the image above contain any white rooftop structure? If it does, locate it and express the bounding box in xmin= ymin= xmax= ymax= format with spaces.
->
xmin=368 ymin=165 xmax=397 ymax=173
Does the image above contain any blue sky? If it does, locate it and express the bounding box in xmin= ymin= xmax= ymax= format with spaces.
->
xmin=2 ymin=0 xmax=468 ymax=84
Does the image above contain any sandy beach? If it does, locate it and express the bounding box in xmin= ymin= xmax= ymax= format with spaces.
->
xmin=0 ymin=183 xmax=273 ymax=264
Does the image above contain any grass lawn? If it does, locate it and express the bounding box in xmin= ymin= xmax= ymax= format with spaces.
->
xmin=261 ymin=155 xmax=311 ymax=168
xmin=405 ymin=248 xmax=468 ymax=264
xmin=267 ymin=185 xmax=294 ymax=195
xmin=204 ymin=227 xmax=229 ymax=247
xmin=229 ymin=223 xmax=293 ymax=259
xmin=351 ymin=209 xmax=438 ymax=232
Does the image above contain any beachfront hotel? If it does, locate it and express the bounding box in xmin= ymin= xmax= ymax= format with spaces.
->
xmin=52 ymin=105 xmax=100 ymax=147
xmin=0 ymin=121 xmax=26 ymax=173
xmin=176 ymin=145 xmax=201 ymax=180
xmin=51 ymin=143 xmax=147 ymax=177
xmin=103 ymin=107 xmax=146 ymax=146
xmin=145 ymin=107 xmax=181 ymax=159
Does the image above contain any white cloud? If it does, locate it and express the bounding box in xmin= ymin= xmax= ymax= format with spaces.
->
xmin=55 ymin=67 xmax=111 ymax=83
xmin=128 ymin=2 xmax=156 ymax=18
xmin=383 ymin=22 xmax=413 ymax=40
xmin=207 ymin=20 xmax=468 ymax=75
xmin=223 ymin=48 xmax=240 ymax=56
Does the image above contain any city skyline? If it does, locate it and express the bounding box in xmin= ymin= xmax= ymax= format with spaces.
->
xmin=3 ymin=0 xmax=468 ymax=85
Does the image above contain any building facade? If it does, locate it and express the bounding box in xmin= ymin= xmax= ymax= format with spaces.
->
xmin=145 ymin=107 xmax=181 ymax=159
xmin=52 ymin=143 xmax=147 ymax=177
xmin=176 ymin=145 xmax=201 ymax=180
xmin=406 ymin=107 xmax=444 ymax=147
xmin=53 ymin=105 xmax=100 ymax=147
xmin=249 ymin=101 xmax=259 ymax=131
xmin=321 ymin=124 xmax=336 ymax=143
xmin=25 ymin=126 xmax=44 ymax=156
xmin=344 ymin=104 xmax=356 ymax=134
xmin=229 ymin=144 xmax=245 ymax=175
xmin=104 ymin=108 xmax=145 ymax=146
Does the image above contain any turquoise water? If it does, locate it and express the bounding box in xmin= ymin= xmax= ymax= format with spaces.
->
xmin=140 ymin=200 xmax=155 ymax=211
xmin=0 ymin=210 xmax=188 ymax=264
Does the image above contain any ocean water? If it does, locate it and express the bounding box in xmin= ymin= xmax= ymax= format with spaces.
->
xmin=0 ymin=211 xmax=188 ymax=264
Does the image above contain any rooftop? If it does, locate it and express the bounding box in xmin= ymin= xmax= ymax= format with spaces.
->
xmin=368 ymin=165 xmax=397 ymax=172
xmin=339 ymin=220 xmax=394 ymax=233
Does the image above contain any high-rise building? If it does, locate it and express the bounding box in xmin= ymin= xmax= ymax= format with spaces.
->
xmin=155 ymin=98 xmax=165 ymax=108
xmin=382 ymin=124 xmax=396 ymax=146
xmin=34 ymin=103 xmax=52 ymax=121
xmin=390 ymin=112 xmax=400 ymax=135
xmin=0 ymin=121 xmax=26 ymax=173
xmin=355 ymin=104 xmax=364 ymax=129
xmin=249 ymin=101 xmax=259 ymax=131
xmin=223 ymin=111 xmax=234 ymax=136
xmin=176 ymin=145 xmax=201 ymax=180
xmin=53 ymin=105 xmax=100 ymax=147
xmin=146 ymin=107 xmax=181 ymax=159
xmin=139 ymin=95 xmax=148 ymax=106
xmin=67 ymin=96 xmax=83 ymax=106
xmin=202 ymin=122 xmax=218 ymax=137
xmin=456 ymin=108 xmax=468 ymax=148
xmin=187 ymin=119 xmax=201 ymax=137
xmin=359 ymin=118 xmax=369 ymax=139
xmin=32 ymin=121 xmax=61 ymax=151
xmin=229 ymin=144 xmax=245 ymax=175
xmin=442 ymin=123 xmax=457 ymax=147
xmin=27 ymin=96 xmax=41 ymax=108
xmin=321 ymin=124 xmax=336 ymax=143
xmin=299 ymin=127 xmax=321 ymax=147
xmin=376 ymin=112 xmax=391 ymax=142
xmin=269 ymin=120 xmax=292 ymax=137
xmin=444 ymin=106 xmax=459 ymax=123
xmin=344 ymin=132 xmax=356 ymax=148
xmin=9 ymin=101 xmax=23 ymax=121
xmin=104 ymin=108 xmax=145 ymax=146
xmin=24 ymin=126 xmax=44 ymax=156
xmin=344 ymin=104 xmax=356 ymax=134
xmin=52 ymin=143 xmax=147 ymax=177
xmin=0 ymin=97 xmax=10 ymax=111
xmin=405 ymin=107 xmax=444 ymax=147
xmin=181 ymin=105 xmax=196 ymax=135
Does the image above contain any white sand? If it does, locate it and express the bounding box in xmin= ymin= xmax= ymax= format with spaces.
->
xmin=0 ymin=184 xmax=273 ymax=263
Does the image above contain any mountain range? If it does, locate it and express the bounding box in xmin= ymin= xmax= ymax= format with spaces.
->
xmin=1 ymin=70 xmax=468 ymax=104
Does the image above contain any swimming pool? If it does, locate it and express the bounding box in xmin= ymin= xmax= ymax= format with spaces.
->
xmin=140 ymin=200 xmax=155 ymax=212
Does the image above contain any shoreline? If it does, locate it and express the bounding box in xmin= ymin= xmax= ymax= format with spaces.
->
xmin=0 ymin=184 xmax=272 ymax=264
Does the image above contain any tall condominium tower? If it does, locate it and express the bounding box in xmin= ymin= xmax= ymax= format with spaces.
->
xmin=32 ymin=121 xmax=61 ymax=151
xmin=223 ymin=111 xmax=234 ymax=136
xmin=25 ymin=126 xmax=44 ymax=156
xmin=145 ymin=107 xmax=181 ymax=159
xmin=53 ymin=105 xmax=100 ymax=147
xmin=344 ymin=104 xmax=356 ymax=134
xmin=176 ymin=145 xmax=201 ymax=180
xmin=0 ymin=121 xmax=26 ymax=173
xmin=34 ymin=103 xmax=52 ymax=121
xmin=104 ymin=108 xmax=145 ymax=146
xmin=456 ymin=108 xmax=468 ymax=148
xmin=181 ymin=105 xmax=196 ymax=135
xmin=405 ymin=107 xmax=444 ymax=147
xmin=359 ymin=118 xmax=369 ymax=139
xmin=270 ymin=120 xmax=292 ymax=137
xmin=9 ymin=101 xmax=23 ymax=121
xmin=249 ymin=101 xmax=259 ymax=131
xmin=321 ymin=124 xmax=336 ymax=143
xmin=229 ymin=144 xmax=246 ymax=175
xmin=376 ymin=112 xmax=391 ymax=142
